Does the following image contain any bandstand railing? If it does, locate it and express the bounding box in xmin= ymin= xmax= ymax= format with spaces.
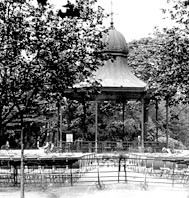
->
xmin=60 ymin=141 xmax=166 ymax=153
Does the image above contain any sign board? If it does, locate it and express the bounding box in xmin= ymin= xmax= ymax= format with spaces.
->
xmin=66 ymin=134 xmax=73 ymax=142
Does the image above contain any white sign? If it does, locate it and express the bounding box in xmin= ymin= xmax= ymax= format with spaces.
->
xmin=66 ymin=134 xmax=73 ymax=142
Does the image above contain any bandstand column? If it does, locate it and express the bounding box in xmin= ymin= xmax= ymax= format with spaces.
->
xmin=141 ymin=98 xmax=145 ymax=150
xmin=165 ymin=98 xmax=169 ymax=147
xmin=95 ymin=101 xmax=98 ymax=153
xmin=155 ymin=100 xmax=159 ymax=143
xmin=122 ymin=100 xmax=125 ymax=136
xmin=141 ymin=98 xmax=149 ymax=150
xmin=57 ymin=100 xmax=60 ymax=147
xmin=59 ymin=106 xmax=63 ymax=151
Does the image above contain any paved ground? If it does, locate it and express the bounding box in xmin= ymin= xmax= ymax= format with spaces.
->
xmin=0 ymin=184 xmax=188 ymax=198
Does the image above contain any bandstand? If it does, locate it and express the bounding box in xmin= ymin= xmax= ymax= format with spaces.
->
xmin=71 ymin=24 xmax=149 ymax=152
xmin=93 ymin=25 xmax=149 ymax=151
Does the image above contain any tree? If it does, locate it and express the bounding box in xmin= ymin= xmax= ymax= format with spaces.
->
xmin=35 ymin=0 xmax=107 ymax=98
xmin=159 ymin=0 xmax=189 ymax=104
xmin=34 ymin=0 xmax=108 ymax=147
xmin=128 ymin=30 xmax=189 ymax=105
xmin=0 ymin=0 xmax=108 ymax=139
xmin=0 ymin=1 xmax=49 ymax=197
xmin=0 ymin=0 xmax=107 ymax=197
xmin=128 ymin=30 xmax=189 ymax=147
xmin=128 ymin=37 xmax=157 ymax=83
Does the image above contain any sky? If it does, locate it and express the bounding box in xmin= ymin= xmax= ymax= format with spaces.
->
xmin=50 ymin=0 xmax=173 ymax=42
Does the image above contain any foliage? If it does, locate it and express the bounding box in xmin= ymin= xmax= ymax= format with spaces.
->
xmin=158 ymin=136 xmax=186 ymax=149
xmin=34 ymin=0 xmax=108 ymax=99
xmin=158 ymin=0 xmax=189 ymax=104
xmin=87 ymin=101 xmax=141 ymax=141
xmin=0 ymin=0 xmax=46 ymax=132
xmin=145 ymin=101 xmax=189 ymax=147
xmin=127 ymin=37 xmax=157 ymax=83
xmin=0 ymin=0 xmax=108 ymax=147
xmin=54 ymin=100 xmax=142 ymax=142
xmin=169 ymin=103 xmax=189 ymax=146
xmin=128 ymin=30 xmax=189 ymax=105
xmin=128 ymin=30 xmax=189 ymax=146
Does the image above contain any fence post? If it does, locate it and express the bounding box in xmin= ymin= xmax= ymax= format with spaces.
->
xmin=172 ymin=162 xmax=175 ymax=187
xmin=70 ymin=164 xmax=73 ymax=186
xmin=13 ymin=165 xmax=18 ymax=186
xmin=123 ymin=164 xmax=127 ymax=182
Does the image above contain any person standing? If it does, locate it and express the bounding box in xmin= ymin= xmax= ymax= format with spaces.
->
xmin=1 ymin=141 xmax=10 ymax=150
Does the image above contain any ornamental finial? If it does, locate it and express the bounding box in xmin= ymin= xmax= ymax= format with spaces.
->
xmin=110 ymin=1 xmax=114 ymax=28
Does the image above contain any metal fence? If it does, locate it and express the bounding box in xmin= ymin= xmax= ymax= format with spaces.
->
xmin=0 ymin=153 xmax=95 ymax=188
xmin=60 ymin=141 xmax=166 ymax=153
xmin=0 ymin=153 xmax=188 ymax=190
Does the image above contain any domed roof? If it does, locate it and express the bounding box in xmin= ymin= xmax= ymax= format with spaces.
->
xmin=73 ymin=26 xmax=147 ymax=100
xmin=103 ymin=28 xmax=129 ymax=57
xmin=94 ymin=27 xmax=146 ymax=92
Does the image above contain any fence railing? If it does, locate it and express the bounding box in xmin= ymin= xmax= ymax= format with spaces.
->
xmin=59 ymin=141 xmax=166 ymax=153
xmin=0 ymin=153 xmax=188 ymax=190
xmin=0 ymin=153 xmax=96 ymax=188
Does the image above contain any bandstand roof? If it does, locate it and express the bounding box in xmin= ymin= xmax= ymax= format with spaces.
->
xmin=69 ymin=27 xmax=147 ymax=101
xmin=94 ymin=28 xmax=147 ymax=101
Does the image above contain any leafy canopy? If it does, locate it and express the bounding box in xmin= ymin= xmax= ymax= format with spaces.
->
xmin=0 ymin=0 xmax=108 ymax=130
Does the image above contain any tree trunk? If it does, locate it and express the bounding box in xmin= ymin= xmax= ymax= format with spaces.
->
xmin=20 ymin=114 xmax=25 ymax=198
